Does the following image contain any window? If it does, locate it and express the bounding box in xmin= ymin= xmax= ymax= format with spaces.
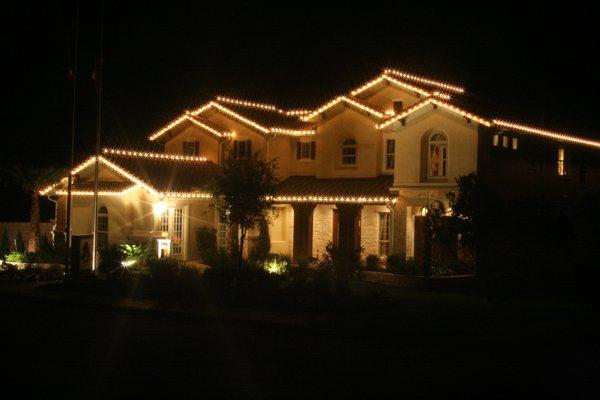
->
xmin=378 ymin=213 xmax=391 ymax=257
xmin=502 ymin=136 xmax=508 ymax=148
xmin=233 ymin=140 xmax=251 ymax=158
xmin=172 ymin=208 xmax=183 ymax=256
xmin=296 ymin=141 xmax=316 ymax=160
xmin=393 ymin=100 xmax=403 ymax=113
xmin=182 ymin=141 xmax=200 ymax=155
xmin=385 ymin=139 xmax=395 ymax=169
xmin=512 ymin=137 xmax=518 ymax=150
xmin=492 ymin=134 xmax=499 ymax=146
xmin=217 ymin=212 xmax=227 ymax=249
xmin=557 ymin=147 xmax=567 ymax=176
xmin=342 ymin=139 xmax=357 ymax=165
xmin=160 ymin=209 xmax=169 ymax=232
xmin=97 ymin=206 xmax=108 ymax=250
xmin=428 ymin=133 xmax=447 ymax=177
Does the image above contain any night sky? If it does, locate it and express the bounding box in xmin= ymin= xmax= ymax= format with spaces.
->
xmin=3 ymin=2 xmax=599 ymax=221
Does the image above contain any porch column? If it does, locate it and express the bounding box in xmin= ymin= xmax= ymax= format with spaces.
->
xmin=391 ymin=196 xmax=408 ymax=256
xmin=292 ymin=203 xmax=316 ymax=261
xmin=336 ymin=204 xmax=363 ymax=253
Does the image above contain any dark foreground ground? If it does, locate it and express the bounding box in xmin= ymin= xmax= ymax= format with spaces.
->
xmin=1 ymin=287 xmax=598 ymax=399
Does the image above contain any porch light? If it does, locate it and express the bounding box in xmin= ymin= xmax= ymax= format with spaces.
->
xmin=153 ymin=200 xmax=168 ymax=216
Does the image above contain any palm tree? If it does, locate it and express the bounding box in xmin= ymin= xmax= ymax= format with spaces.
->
xmin=5 ymin=166 xmax=65 ymax=252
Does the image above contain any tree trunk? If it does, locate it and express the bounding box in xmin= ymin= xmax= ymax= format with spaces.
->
xmin=238 ymin=227 xmax=246 ymax=271
xmin=28 ymin=191 xmax=41 ymax=253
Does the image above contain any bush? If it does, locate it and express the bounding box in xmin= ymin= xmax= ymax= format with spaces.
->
xmin=262 ymin=253 xmax=290 ymax=275
xmin=314 ymin=242 xmax=362 ymax=292
xmin=99 ymin=245 xmax=123 ymax=273
xmin=1 ymin=228 xmax=10 ymax=259
xmin=365 ymin=254 xmax=380 ymax=270
xmin=386 ymin=254 xmax=420 ymax=275
xmin=196 ymin=226 xmax=218 ymax=263
xmin=119 ymin=242 xmax=150 ymax=267
xmin=6 ymin=251 xmax=26 ymax=263
xmin=430 ymin=265 xmax=458 ymax=277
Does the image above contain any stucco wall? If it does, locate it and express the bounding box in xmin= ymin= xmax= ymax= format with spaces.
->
xmin=392 ymin=110 xmax=479 ymax=186
xmin=361 ymin=85 xmax=422 ymax=114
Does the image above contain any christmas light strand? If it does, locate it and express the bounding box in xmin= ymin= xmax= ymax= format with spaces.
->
xmin=267 ymin=195 xmax=397 ymax=204
xmin=492 ymin=120 xmax=600 ymax=149
xmin=376 ymin=98 xmax=490 ymax=129
xmin=301 ymin=96 xmax=385 ymax=121
xmin=384 ymin=68 xmax=465 ymax=94
xmin=103 ymin=147 xmax=208 ymax=162
xmin=350 ymin=74 xmax=431 ymax=98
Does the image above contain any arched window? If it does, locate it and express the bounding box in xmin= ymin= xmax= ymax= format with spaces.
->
xmin=342 ymin=139 xmax=357 ymax=165
xmin=97 ymin=206 xmax=109 ymax=249
xmin=428 ymin=133 xmax=447 ymax=177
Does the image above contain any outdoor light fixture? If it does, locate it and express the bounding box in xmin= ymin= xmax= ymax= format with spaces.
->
xmin=153 ymin=200 xmax=168 ymax=216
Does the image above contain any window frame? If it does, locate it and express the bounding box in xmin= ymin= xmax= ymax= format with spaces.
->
xmin=341 ymin=139 xmax=357 ymax=165
xmin=385 ymin=139 xmax=395 ymax=170
xmin=378 ymin=212 xmax=391 ymax=257
xmin=557 ymin=147 xmax=567 ymax=176
xmin=428 ymin=133 xmax=448 ymax=178
xmin=97 ymin=206 xmax=109 ymax=250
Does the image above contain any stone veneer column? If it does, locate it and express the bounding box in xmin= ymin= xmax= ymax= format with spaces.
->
xmin=391 ymin=196 xmax=408 ymax=256
xmin=336 ymin=204 xmax=363 ymax=253
xmin=291 ymin=203 xmax=316 ymax=262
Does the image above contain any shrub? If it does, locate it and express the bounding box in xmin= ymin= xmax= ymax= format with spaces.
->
xmin=365 ymin=254 xmax=380 ymax=270
xmin=14 ymin=232 xmax=24 ymax=253
xmin=262 ymin=254 xmax=290 ymax=275
xmin=195 ymin=226 xmax=217 ymax=262
xmin=6 ymin=251 xmax=26 ymax=263
xmin=99 ymin=245 xmax=123 ymax=273
xmin=386 ymin=253 xmax=404 ymax=273
xmin=430 ymin=263 xmax=458 ymax=277
xmin=314 ymin=242 xmax=362 ymax=292
xmin=147 ymin=257 xmax=180 ymax=284
xmin=119 ymin=243 xmax=150 ymax=267
xmin=255 ymin=219 xmax=271 ymax=262
xmin=1 ymin=228 xmax=10 ymax=259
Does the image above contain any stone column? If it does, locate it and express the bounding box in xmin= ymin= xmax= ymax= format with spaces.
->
xmin=291 ymin=203 xmax=316 ymax=262
xmin=391 ymin=196 xmax=408 ymax=256
xmin=336 ymin=204 xmax=363 ymax=253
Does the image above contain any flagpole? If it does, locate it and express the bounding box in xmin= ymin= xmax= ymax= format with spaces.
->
xmin=65 ymin=1 xmax=79 ymax=276
xmin=92 ymin=0 xmax=104 ymax=272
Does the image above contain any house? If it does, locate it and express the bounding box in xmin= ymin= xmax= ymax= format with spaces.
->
xmin=42 ymin=68 xmax=600 ymax=267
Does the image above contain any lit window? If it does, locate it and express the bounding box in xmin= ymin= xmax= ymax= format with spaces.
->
xmin=342 ymin=139 xmax=356 ymax=165
xmin=428 ymin=133 xmax=447 ymax=177
xmin=557 ymin=147 xmax=567 ymax=176
xmin=502 ymin=136 xmax=508 ymax=148
xmin=296 ymin=141 xmax=316 ymax=160
xmin=512 ymin=138 xmax=518 ymax=150
xmin=97 ymin=206 xmax=108 ymax=249
xmin=172 ymin=208 xmax=184 ymax=256
xmin=492 ymin=134 xmax=499 ymax=146
xmin=233 ymin=140 xmax=251 ymax=158
xmin=160 ymin=209 xmax=169 ymax=232
xmin=378 ymin=213 xmax=391 ymax=256
xmin=384 ymin=139 xmax=395 ymax=169
xmin=183 ymin=141 xmax=200 ymax=155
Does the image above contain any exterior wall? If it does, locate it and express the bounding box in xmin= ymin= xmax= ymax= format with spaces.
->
xmin=315 ymin=108 xmax=381 ymax=178
xmin=360 ymin=205 xmax=391 ymax=257
xmin=55 ymin=186 xmax=218 ymax=261
xmin=392 ymin=110 xmax=479 ymax=186
xmin=164 ymin=124 xmax=221 ymax=163
xmin=268 ymin=205 xmax=293 ymax=256
xmin=361 ymin=85 xmax=423 ymax=114
xmin=477 ymin=127 xmax=600 ymax=204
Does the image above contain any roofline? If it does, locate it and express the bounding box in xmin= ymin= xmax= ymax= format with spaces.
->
xmin=300 ymin=96 xmax=386 ymax=121
xmin=383 ymin=68 xmax=465 ymax=94
xmin=492 ymin=119 xmax=600 ymax=149
xmin=376 ymin=98 xmax=491 ymax=129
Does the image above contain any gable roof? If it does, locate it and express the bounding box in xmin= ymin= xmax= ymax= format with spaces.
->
xmin=41 ymin=148 xmax=221 ymax=198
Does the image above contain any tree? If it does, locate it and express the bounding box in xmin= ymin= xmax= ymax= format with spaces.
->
xmin=211 ymin=152 xmax=278 ymax=270
xmin=0 ymin=228 xmax=9 ymax=258
xmin=255 ymin=218 xmax=271 ymax=263
xmin=3 ymin=166 xmax=65 ymax=252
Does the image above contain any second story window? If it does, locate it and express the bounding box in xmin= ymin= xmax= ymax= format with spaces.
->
xmin=385 ymin=139 xmax=395 ymax=169
xmin=183 ymin=141 xmax=200 ymax=155
xmin=233 ymin=140 xmax=252 ymax=158
xmin=428 ymin=133 xmax=447 ymax=177
xmin=557 ymin=147 xmax=567 ymax=176
xmin=296 ymin=140 xmax=316 ymax=160
xmin=342 ymin=139 xmax=357 ymax=165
